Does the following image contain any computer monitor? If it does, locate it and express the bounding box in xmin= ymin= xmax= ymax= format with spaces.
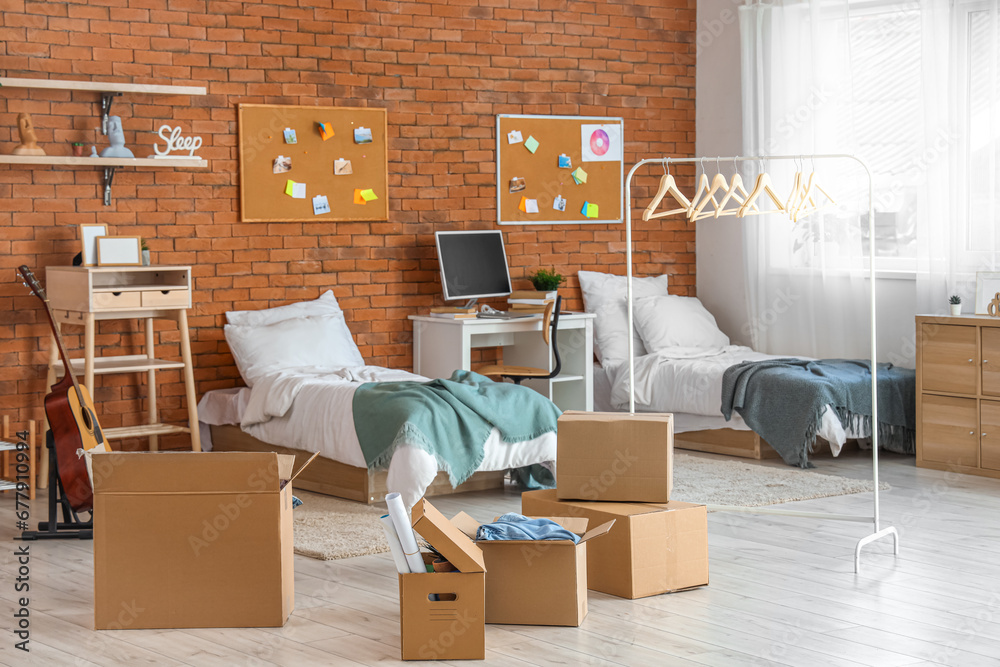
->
xmin=435 ymin=230 xmax=512 ymax=303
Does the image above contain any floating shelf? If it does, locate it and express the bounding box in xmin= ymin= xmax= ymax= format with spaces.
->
xmin=0 ymin=155 xmax=207 ymax=168
xmin=0 ymin=77 xmax=208 ymax=204
xmin=0 ymin=77 xmax=206 ymax=96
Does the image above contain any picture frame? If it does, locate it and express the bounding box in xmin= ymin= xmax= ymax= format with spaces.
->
xmin=96 ymin=236 xmax=142 ymax=267
xmin=976 ymin=272 xmax=1000 ymax=315
xmin=79 ymin=224 xmax=109 ymax=266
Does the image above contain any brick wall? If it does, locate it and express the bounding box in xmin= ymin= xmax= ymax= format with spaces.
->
xmin=1 ymin=0 xmax=696 ymax=446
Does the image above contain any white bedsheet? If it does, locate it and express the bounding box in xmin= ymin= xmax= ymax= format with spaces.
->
xmin=600 ymin=347 xmax=862 ymax=453
xmin=197 ymin=366 xmax=556 ymax=508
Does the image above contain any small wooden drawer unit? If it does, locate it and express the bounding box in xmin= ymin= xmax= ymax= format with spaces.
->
xmin=916 ymin=315 xmax=1000 ymax=478
xmin=46 ymin=266 xmax=191 ymax=313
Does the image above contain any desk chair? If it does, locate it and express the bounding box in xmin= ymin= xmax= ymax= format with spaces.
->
xmin=477 ymin=296 xmax=562 ymax=384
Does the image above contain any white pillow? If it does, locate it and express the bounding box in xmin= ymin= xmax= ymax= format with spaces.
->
xmin=224 ymin=314 xmax=364 ymax=386
xmin=225 ymin=290 xmax=342 ymax=327
xmin=633 ymin=295 xmax=730 ymax=353
xmin=578 ymin=270 xmax=670 ymax=363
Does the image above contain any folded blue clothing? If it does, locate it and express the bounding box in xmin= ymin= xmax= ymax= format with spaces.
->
xmin=476 ymin=513 xmax=580 ymax=543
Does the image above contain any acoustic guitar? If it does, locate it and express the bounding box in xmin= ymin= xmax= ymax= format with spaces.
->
xmin=19 ymin=266 xmax=108 ymax=513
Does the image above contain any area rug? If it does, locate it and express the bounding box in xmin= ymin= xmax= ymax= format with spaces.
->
xmin=292 ymin=490 xmax=390 ymax=561
xmin=669 ymin=452 xmax=889 ymax=507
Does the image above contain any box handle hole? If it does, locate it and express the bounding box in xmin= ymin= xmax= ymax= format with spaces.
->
xmin=429 ymin=593 xmax=457 ymax=602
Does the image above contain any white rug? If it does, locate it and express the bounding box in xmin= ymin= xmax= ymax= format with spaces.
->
xmin=670 ymin=452 xmax=889 ymax=507
xmin=292 ymin=455 xmax=889 ymax=560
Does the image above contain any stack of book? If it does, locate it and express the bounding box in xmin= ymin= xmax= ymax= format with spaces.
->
xmin=507 ymin=290 xmax=556 ymax=314
xmin=429 ymin=306 xmax=478 ymax=319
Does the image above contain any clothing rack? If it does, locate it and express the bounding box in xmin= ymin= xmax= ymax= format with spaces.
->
xmin=624 ymin=154 xmax=899 ymax=573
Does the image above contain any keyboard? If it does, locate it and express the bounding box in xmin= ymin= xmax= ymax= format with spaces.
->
xmin=476 ymin=311 xmax=538 ymax=319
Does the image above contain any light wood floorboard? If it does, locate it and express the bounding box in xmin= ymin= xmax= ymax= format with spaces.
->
xmin=1 ymin=450 xmax=999 ymax=666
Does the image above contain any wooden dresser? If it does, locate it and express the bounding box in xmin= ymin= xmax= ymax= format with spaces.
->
xmin=916 ymin=314 xmax=1000 ymax=478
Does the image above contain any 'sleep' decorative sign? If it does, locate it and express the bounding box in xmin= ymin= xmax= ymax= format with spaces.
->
xmin=154 ymin=125 xmax=202 ymax=158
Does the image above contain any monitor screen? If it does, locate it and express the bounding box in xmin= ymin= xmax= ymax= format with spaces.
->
xmin=435 ymin=230 xmax=512 ymax=301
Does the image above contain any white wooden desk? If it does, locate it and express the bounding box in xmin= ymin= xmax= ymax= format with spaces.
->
xmin=409 ymin=312 xmax=594 ymax=411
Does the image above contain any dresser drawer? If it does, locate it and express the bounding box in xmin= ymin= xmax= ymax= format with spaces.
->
xmin=92 ymin=290 xmax=142 ymax=310
xmin=140 ymin=289 xmax=190 ymax=308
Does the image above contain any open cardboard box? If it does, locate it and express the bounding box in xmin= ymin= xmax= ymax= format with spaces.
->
xmin=450 ymin=512 xmax=614 ymax=627
xmin=93 ymin=451 xmax=316 ymax=630
xmin=556 ymin=411 xmax=673 ymax=503
xmin=522 ymin=489 xmax=708 ymax=600
xmin=400 ymin=499 xmax=486 ymax=661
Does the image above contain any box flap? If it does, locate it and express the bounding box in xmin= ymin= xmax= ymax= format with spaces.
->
xmin=578 ymin=519 xmax=615 ymax=544
xmin=91 ymin=451 xmax=288 ymax=494
xmin=411 ymin=500 xmax=485 ymax=573
xmin=449 ymin=511 xmax=481 ymax=541
xmin=285 ymin=452 xmax=319 ymax=484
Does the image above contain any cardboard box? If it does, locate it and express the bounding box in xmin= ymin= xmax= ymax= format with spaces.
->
xmin=93 ymin=451 xmax=313 ymax=630
xmin=556 ymin=411 xmax=673 ymax=503
xmin=450 ymin=513 xmax=614 ymax=627
xmin=521 ymin=489 xmax=708 ymax=599
xmin=400 ymin=500 xmax=486 ymax=661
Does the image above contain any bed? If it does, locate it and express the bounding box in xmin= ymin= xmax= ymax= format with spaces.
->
xmin=579 ymin=270 xmax=913 ymax=465
xmin=204 ymin=291 xmax=557 ymax=508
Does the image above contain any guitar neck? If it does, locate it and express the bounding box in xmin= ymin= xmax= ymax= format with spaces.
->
xmin=39 ymin=297 xmax=84 ymax=396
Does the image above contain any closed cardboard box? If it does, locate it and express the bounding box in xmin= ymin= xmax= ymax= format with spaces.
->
xmin=93 ymin=451 xmax=308 ymax=630
xmin=450 ymin=513 xmax=614 ymax=627
xmin=556 ymin=411 xmax=673 ymax=503
xmin=400 ymin=500 xmax=486 ymax=661
xmin=521 ymin=489 xmax=708 ymax=599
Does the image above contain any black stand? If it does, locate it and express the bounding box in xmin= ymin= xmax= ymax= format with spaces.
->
xmin=18 ymin=431 xmax=93 ymax=541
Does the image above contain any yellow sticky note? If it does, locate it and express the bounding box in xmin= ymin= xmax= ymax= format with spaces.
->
xmin=353 ymin=189 xmax=366 ymax=205
xmin=571 ymin=167 xmax=588 ymax=184
xmin=285 ymin=180 xmax=297 ymax=196
xmin=318 ymin=122 xmax=335 ymax=140
xmin=360 ymin=188 xmax=378 ymax=202
xmin=587 ymin=202 xmax=599 ymax=218
xmin=518 ymin=196 xmax=527 ymax=212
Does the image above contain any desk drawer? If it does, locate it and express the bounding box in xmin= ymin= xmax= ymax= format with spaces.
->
xmin=93 ymin=291 xmax=142 ymax=310
xmin=141 ymin=289 xmax=190 ymax=308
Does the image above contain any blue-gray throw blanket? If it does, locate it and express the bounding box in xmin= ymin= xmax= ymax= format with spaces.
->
xmin=721 ymin=359 xmax=915 ymax=468
xmin=352 ymin=370 xmax=561 ymax=487
xmin=477 ymin=513 xmax=580 ymax=543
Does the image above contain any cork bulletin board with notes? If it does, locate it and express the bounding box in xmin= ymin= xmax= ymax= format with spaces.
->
xmin=238 ymin=104 xmax=388 ymax=222
xmin=496 ymin=114 xmax=624 ymax=225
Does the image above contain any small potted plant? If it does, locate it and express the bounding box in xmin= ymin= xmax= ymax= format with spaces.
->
xmin=949 ymin=295 xmax=962 ymax=316
xmin=528 ymin=268 xmax=565 ymax=294
xmin=71 ymin=141 xmax=84 ymax=157
xmin=141 ymin=239 xmax=151 ymax=266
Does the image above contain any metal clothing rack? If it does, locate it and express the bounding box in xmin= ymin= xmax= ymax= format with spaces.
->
xmin=624 ymin=154 xmax=899 ymax=573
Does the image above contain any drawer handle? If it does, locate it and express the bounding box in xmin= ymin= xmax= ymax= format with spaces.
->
xmin=112 ymin=291 xmax=122 ymax=296
xmin=969 ymin=358 xmax=974 ymax=363
xmin=970 ymin=430 xmax=976 ymax=436
xmin=983 ymin=433 xmax=987 ymax=438
xmin=161 ymin=290 xmax=171 ymax=295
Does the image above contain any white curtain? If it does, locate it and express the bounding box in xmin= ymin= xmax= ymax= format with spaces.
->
xmin=739 ymin=0 xmax=1000 ymax=365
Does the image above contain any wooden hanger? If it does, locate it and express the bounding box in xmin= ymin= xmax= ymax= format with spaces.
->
xmin=785 ymin=159 xmax=805 ymax=213
xmin=791 ymin=170 xmax=836 ymax=221
xmin=687 ymin=161 xmax=712 ymax=220
xmin=714 ymin=170 xmax=759 ymax=218
xmin=738 ymin=165 xmax=786 ymax=217
xmin=689 ymin=168 xmax=730 ymax=221
xmin=642 ymin=161 xmax=692 ymax=220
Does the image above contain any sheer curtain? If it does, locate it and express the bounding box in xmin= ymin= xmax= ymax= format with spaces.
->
xmin=739 ymin=0 xmax=1000 ymax=365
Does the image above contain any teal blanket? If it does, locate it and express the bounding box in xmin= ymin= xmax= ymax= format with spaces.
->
xmin=352 ymin=370 xmax=561 ymax=486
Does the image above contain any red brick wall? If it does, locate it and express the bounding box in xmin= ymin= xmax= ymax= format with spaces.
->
xmin=1 ymin=0 xmax=696 ymax=445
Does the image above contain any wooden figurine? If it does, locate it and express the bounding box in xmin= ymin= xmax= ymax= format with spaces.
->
xmin=12 ymin=112 xmax=45 ymax=156
xmin=988 ymin=292 xmax=1000 ymax=317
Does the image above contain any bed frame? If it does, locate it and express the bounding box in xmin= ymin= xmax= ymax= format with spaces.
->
xmin=209 ymin=424 xmax=508 ymax=504
xmin=674 ymin=428 xmax=781 ymax=459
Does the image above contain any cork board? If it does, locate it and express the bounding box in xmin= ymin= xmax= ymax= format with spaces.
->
xmin=238 ymin=104 xmax=388 ymax=222
xmin=496 ymin=114 xmax=624 ymax=225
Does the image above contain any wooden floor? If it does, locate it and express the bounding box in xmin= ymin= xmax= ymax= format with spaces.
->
xmin=1 ymin=450 xmax=999 ymax=666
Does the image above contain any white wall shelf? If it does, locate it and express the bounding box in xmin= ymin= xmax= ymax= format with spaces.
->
xmin=0 ymin=77 xmax=208 ymax=204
